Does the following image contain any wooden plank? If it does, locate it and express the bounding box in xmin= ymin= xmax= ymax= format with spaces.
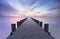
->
xmin=7 ymin=18 xmax=54 ymax=39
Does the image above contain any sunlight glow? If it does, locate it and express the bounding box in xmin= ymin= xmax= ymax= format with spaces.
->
xmin=7 ymin=0 xmax=60 ymax=17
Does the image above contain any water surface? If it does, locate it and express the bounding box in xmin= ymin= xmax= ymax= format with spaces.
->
xmin=0 ymin=16 xmax=60 ymax=39
xmin=32 ymin=16 xmax=60 ymax=39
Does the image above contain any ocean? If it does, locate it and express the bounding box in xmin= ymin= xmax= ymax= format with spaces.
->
xmin=0 ymin=16 xmax=60 ymax=39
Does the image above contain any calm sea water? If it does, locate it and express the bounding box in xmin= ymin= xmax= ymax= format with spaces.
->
xmin=32 ymin=16 xmax=60 ymax=39
xmin=0 ymin=16 xmax=60 ymax=39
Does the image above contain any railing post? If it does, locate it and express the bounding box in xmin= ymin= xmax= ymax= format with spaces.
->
xmin=44 ymin=24 xmax=49 ymax=33
xmin=10 ymin=24 xmax=16 ymax=35
xmin=11 ymin=24 xmax=16 ymax=32
xmin=36 ymin=20 xmax=39 ymax=25
xmin=17 ymin=18 xmax=27 ymax=28
xmin=39 ymin=21 xmax=43 ymax=27
xmin=17 ymin=21 xmax=20 ymax=28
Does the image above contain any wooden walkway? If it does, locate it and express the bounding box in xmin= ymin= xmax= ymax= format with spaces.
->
xmin=7 ymin=18 xmax=54 ymax=39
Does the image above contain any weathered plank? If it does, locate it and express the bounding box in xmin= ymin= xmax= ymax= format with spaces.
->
xmin=7 ymin=18 xmax=54 ymax=39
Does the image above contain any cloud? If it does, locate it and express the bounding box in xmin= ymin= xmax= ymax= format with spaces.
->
xmin=30 ymin=0 xmax=60 ymax=13
xmin=48 ymin=6 xmax=60 ymax=11
xmin=0 ymin=0 xmax=18 ymax=16
xmin=0 ymin=0 xmax=60 ymax=17
xmin=48 ymin=0 xmax=60 ymax=11
xmin=0 ymin=0 xmax=17 ymax=11
xmin=19 ymin=0 xmax=37 ymax=6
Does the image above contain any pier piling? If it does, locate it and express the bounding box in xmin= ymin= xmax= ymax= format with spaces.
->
xmin=11 ymin=24 xmax=16 ymax=32
xmin=44 ymin=24 xmax=49 ymax=33
xmin=17 ymin=18 xmax=27 ymax=28
xmin=10 ymin=24 xmax=16 ymax=35
xmin=7 ymin=18 xmax=54 ymax=39
xmin=39 ymin=21 xmax=43 ymax=27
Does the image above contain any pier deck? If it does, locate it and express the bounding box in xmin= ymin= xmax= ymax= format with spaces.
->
xmin=7 ymin=18 xmax=54 ymax=39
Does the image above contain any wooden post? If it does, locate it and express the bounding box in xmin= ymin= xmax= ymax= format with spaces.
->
xmin=36 ymin=20 xmax=39 ymax=25
xmin=10 ymin=24 xmax=16 ymax=35
xmin=17 ymin=18 xmax=27 ymax=28
xmin=11 ymin=24 xmax=16 ymax=32
xmin=17 ymin=21 xmax=20 ymax=28
xmin=44 ymin=24 xmax=49 ymax=33
xmin=39 ymin=21 xmax=42 ymax=27
xmin=31 ymin=18 xmax=40 ymax=25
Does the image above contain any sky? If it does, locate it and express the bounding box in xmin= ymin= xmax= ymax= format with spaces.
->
xmin=0 ymin=0 xmax=60 ymax=39
xmin=0 ymin=0 xmax=60 ymax=17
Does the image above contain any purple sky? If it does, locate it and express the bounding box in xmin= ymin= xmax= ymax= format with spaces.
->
xmin=0 ymin=0 xmax=60 ymax=17
xmin=0 ymin=0 xmax=60 ymax=39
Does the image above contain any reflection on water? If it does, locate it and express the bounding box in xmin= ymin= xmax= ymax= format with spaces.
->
xmin=0 ymin=16 xmax=60 ymax=39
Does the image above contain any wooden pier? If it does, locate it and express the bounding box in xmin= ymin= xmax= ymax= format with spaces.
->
xmin=7 ymin=18 xmax=54 ymax=39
